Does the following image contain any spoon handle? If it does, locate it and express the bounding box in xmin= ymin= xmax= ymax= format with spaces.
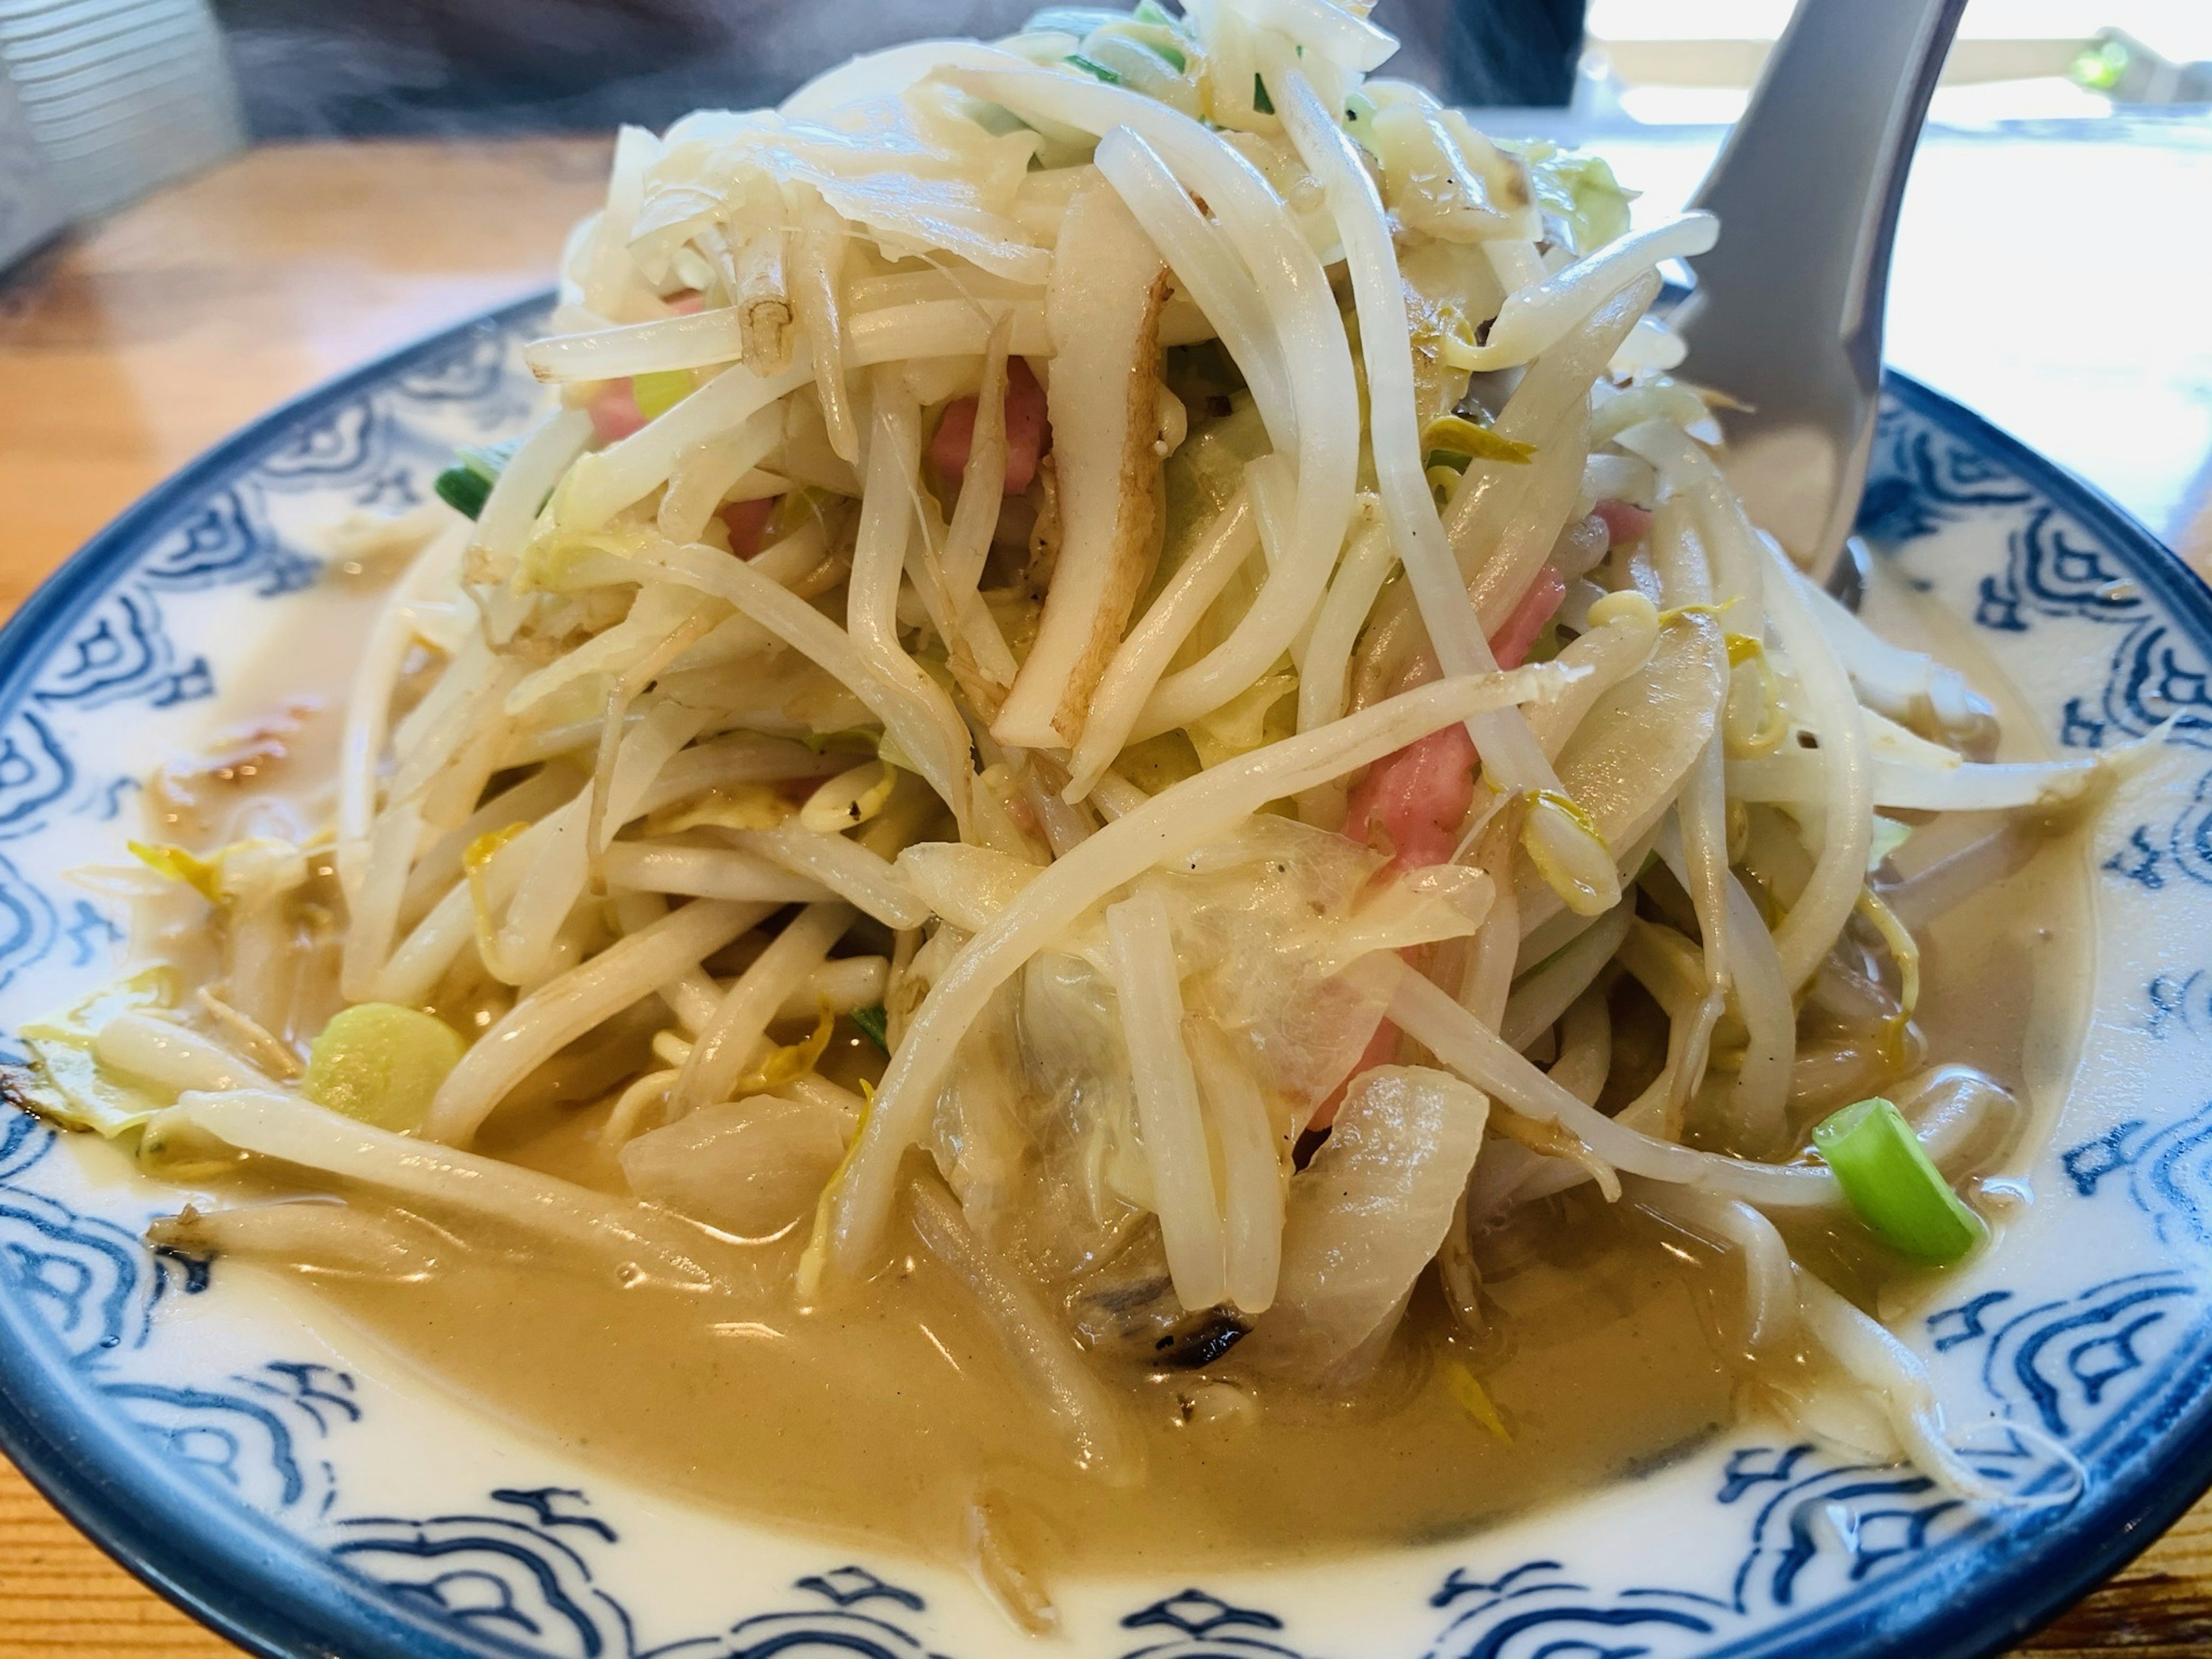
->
xmin=1673 ymin=0 xmax=1967 ymax=569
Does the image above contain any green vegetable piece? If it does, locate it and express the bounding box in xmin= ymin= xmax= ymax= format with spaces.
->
xmin=1065 ymin=52 xmax=1123 ymax=84
xmin=1152 ymin=38 xmax=1188 ymax=71
xmin=1812 ymin=1096 xmax=1987 ymax=1266
xmin=1423 ymin=414 xmax=1537 ymax=467
xmin=851 ymin=1003 xmax=891 ymax=1055
xmin=432 ymin=437 xmax=521 ymax=521
xmin=13 ymin=968 xmax=177 ymax=1137
xmin=303 ymin=1003 xmax=467 ymax=1133
xmin=1252 ymin=72 xmax=1274 ymax=115
xmin=631 ymin=368 xmax=694 ymax=421
xmin=434 ymin=464 xmax=493 ymax=520
xmin=1132 ymin=0 xmax=1172 ymax=22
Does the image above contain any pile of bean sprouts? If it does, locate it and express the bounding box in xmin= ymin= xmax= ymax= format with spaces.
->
xmin=16 ymin=0 xmax=2123 ymax=1517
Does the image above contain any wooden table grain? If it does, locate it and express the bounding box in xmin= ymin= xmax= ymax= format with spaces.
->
xmin=0 ymin=135 xmax=2207 ymax=1659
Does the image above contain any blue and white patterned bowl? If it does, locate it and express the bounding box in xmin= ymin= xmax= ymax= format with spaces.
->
xmin=0 ymin=295 xmax=2208 ymax=1659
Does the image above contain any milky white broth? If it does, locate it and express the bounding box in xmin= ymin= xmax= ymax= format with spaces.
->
xmin=123 ymin=550 xmax=2091 ymax=1574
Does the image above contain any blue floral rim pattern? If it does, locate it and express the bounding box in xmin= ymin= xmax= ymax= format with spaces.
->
xmin=0 ymin=291 xmax=2204 ymax=1659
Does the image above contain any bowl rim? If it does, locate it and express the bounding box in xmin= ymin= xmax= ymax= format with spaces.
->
xmin=0 ymin=294 xmax=2206 ymax=1659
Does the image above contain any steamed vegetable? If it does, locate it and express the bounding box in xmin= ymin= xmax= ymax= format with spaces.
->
xmin=10 ymin=972 xmax=177 ymax=1135
xmin=991 ymin=176 xmax=1172 ymax=748
xmin=1813 ymin=1096 xmax=1988 ymax=1266
xmin=433 ymin=440 xmax=522 ymax=521
xmin=303 ymin=1004 xmax=467 ymax=1133
xmin=1247 ymin=1065 xmax=1490 ymax=1379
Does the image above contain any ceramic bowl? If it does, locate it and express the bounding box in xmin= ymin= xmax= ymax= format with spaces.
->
xmin=0 ymin=296 xmax=2209 ymax=1659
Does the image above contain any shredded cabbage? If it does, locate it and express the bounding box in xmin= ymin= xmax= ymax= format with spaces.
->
xmin=13 ymin=971 xmax=178 ymax=1135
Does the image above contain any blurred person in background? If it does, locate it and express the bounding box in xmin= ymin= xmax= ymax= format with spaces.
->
xmin=214 ymin=0 xmax=1588 ymax=137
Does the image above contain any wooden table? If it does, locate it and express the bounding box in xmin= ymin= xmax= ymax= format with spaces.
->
xmin=0 ymin=135 xmax=2208 ymax=1659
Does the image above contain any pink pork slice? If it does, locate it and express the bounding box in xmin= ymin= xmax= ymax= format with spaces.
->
xmin=930 ymin=357 xmax=1050 ymax=495
xmin=1313 ymin=564 xmax=1571 ymax=1128
xmin=587 ymin=379 xmax=647 ymax=445
xmin=1593 ymin=497 xmax=1653 ymax=548
xmin=1340 ymin=563 xmax=1566 ymax=869
xmin=719 ymin=495 xmax=778 ymax=560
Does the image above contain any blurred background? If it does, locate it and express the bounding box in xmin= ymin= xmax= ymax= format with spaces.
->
xmin=0 ymin=0 xmax=2203 ymax=240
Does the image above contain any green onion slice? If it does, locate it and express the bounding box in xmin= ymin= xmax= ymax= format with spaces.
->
xmin=1812 ymin=1096 xmax=1987 ymax=1266
xmin=432 ymin=437 xmax=521 ymax=521
xmin=434 ymin=465 xmax=492 ymax=519
xmin=851 ymin=1003 xmax=891 ymax=1055
xmin=1065 ymin=53 xmax=1122 ymax=85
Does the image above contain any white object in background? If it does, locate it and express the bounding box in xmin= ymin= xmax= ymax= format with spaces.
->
xmin=0 ymin=60 xmax=62 ymax=267
xmin=0 ymin=0 xmax=243 ymax=219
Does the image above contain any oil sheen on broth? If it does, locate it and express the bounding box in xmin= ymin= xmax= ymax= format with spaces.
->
xmin=164 ymin=558 xmax=2091 ymax=1574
